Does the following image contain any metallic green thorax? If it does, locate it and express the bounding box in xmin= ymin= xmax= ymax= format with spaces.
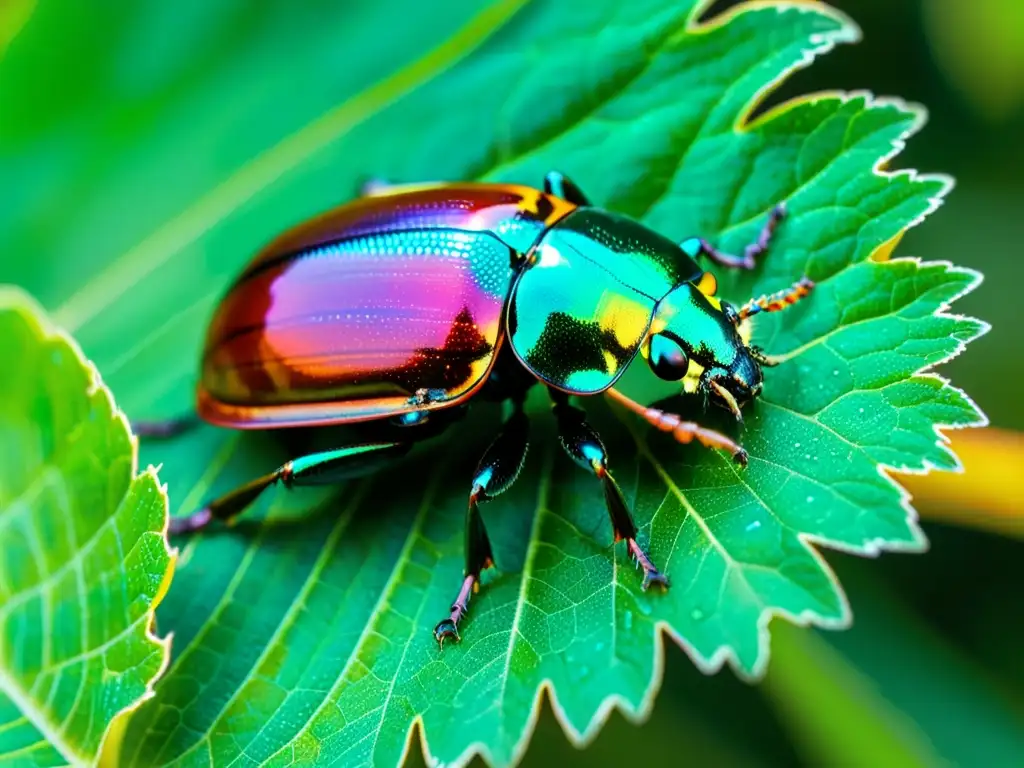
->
xmin=508 ymin=208 xmax=704 ymax=393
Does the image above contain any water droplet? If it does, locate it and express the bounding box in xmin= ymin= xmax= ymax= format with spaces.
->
xmin=691 ymin=608 xmax=705 ymax=621
xmin=624 ymin=611 xmax=633 ymax=630
xmin=858 ymin=408 xmax=865 ymax=414
xmin=804 ymin=453 xmax=812 ymax=460
xmin=806 ymin=495 xmax=815 ymax=503
xmin=745 ymin=520 xmax=762 ymax=532
xmin=833 ymin=369 xmax=840 ymax=376
xmin=794 ymin=442 xmax=801 ymax=448
xmin=637 ymin=600 xmax=653 ymax=616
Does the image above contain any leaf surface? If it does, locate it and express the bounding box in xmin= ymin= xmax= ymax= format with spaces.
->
xmin=0 ymin=289 xmax=173 ymax=767
xmin=0 ymin=1 xmax=986 ymax=765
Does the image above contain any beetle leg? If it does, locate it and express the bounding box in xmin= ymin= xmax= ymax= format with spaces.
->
xmin=549 ymin=390 xmax=670 ymax=591
xmin=543 ymin=171 xmax=592 ymax=206
xmin=689 ymin=203 xmax=787 ymax=271
xmin=605 ymin=387 xmax=749 ymax=467
xmin=168 ymin=441 xmax=410 ymax=534
xmin=132 ymin=415 xmax=199 ymax=439
xmin=737 ymin=276 xmax=814 ymax=321
xmin=434 ymin=403 xmax=530 ymax=648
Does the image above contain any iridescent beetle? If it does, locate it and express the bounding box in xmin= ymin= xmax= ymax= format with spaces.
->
xmin=138 ymin=173 xmax=813 ymax=646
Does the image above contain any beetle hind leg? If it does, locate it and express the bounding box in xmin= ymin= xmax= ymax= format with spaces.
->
xmin=434 ymin=403 xmax=529 ymax=647
xmin=132 ymin=415 xmax=199 ymax=439
xmin=550 ymin=390 xmax=669 ymax=591
xmin=169 ymin=441 xmax=410 ymax=535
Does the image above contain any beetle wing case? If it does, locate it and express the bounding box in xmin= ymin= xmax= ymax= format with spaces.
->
xmin=197 ymin=184 xmax=574 ymax=429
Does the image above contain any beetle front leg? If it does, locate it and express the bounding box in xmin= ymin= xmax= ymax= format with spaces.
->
xmin=685 ymin=203 xmax=786 ymax=271
xmin=434 ymin=403 xmax=529 ymax=647
xmin=550 ymin=390 xmax=669 ymax=591
xmin=605 ymin=387 xmax=749 ymax=467
xmin=168 ymin=441 xmax=410 ymax=534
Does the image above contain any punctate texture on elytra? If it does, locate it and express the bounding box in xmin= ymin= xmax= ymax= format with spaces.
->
xmin=0 ymin=0 xmax=986 ymax=766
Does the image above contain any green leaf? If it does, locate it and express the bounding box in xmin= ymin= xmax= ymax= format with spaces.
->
xmin=0 ymin=1 xmax=987 ymax=765
xmin=0 ymin=288 xmax=174 ymax=767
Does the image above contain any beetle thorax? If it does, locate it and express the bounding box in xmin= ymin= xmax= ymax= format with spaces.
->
xmin=651 ymin=283 xmax=744 ymax=370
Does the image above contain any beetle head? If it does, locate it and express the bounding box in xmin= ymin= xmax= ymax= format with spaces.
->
xmin=647 ymin=284 xmax=763 ymax=421
xmin=700 ymin=351 xmax=763 ymax=421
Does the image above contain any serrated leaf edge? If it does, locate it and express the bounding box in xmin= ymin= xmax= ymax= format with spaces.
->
xmin=0 ymin=285 xmax=177 ymax=768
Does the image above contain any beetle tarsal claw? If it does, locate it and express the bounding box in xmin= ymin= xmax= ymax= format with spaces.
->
xmin=435 ymin=573 xmax=477 ymax=649
xmin=627 ymin=539 xmax=670 ymax=591
xmin=734 ymin=447 xmax=749 ymax=468
xmin=433 ymin=619 xmax=460 ymax=648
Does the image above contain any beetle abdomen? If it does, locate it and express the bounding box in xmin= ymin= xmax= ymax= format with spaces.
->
xmin=200 ymin=228 xmax=513 ymax=428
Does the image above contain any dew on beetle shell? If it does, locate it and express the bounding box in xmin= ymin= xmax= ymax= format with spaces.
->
xmin=691 ymin=608 xmax=705 ymax=621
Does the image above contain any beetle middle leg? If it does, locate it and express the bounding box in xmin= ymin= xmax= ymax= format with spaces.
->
xmin=434 ymin=400 xmax=530 ymax=647
xmin=685 ymin=203 xmax=787 ymax=270
xmin=168 ymin=441 xmax=410 ymax=534
xmin=549 ymin=389 xmax=670 ymax=591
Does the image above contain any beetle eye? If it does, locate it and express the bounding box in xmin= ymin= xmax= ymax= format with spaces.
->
xmin=647 ymin=334 xmax=690 ymax=381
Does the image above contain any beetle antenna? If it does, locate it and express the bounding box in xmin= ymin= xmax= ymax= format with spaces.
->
xmin=738 ymin=276 xmax=814 ymax=320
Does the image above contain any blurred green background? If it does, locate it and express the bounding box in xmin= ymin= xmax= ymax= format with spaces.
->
xmin=2 ymin=0 xmax=1022 ymax=765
